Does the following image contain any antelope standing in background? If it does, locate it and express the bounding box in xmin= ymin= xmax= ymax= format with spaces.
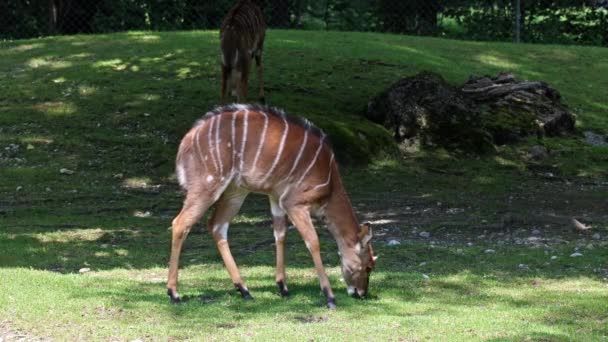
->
xmin=167 ymin=104 xmax=376 ymax=309
xmin=220 ymin=0 xmax=266 ymax=103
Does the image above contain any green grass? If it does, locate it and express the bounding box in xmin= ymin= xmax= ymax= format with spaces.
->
xmin=0 ymin=30 xmax=607 ymax=340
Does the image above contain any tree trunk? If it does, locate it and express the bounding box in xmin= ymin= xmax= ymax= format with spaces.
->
xmin=416 ymin=0 xmax=440 ymax=35
xmin=294 ymin=0 xmax=305 ymax=27
xmin=48 ymin=0 xmax=57 ymax=34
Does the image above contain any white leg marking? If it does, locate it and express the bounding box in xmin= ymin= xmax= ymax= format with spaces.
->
xmin=347 ymin=286 xmax=356 ymax=296
xmin=239 ymin=109 xmax=249 ymax=174
xmin=215 ymin=113 xmax=223 ymax=175
xmin=270 ymin=197 xmax=286 ymax=241
xmin=208 ymin=116 xmax=218 ymax=172
xmin=296 ymin=134 xmax=326 ymax=186
xmin=213 ymin=222 xmax=229 ymax=241
xmin=285 ymin=130 xmax=308 ymax=180
xmin=251 ymin=111 xmax=269 ymax=172
xmin=176 ymin=160 xmax=187 ymax=187
xmin=270 ymin=197 xmax=285 ymax=217
xmin=310 ymin=153 xmax=334 ymax=191
xmin=260 ymin=116 xmax=289 ymax=184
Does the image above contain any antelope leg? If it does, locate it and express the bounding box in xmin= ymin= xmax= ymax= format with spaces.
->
xmin=287 ymin=206 xmax=336 ymax=309
xmin=167 ymin=197 xmax=211 ymax=303
xmin=255 ymin=52 xmax=265 ymax=103
xmin=269 ymin=197 xmax=289 ymax=297
xmin=208 ymin=188 xmax=251 ymax=299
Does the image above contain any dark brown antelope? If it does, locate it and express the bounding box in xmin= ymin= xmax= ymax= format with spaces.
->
xmin=220 ymin=0 xmax=266 ymax=103
xmin=167 ymin=104 xmax=376 ymax=309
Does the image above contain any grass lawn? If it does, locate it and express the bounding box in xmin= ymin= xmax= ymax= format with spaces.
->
xmin=0 ymin=30 xmax=607 ymax=340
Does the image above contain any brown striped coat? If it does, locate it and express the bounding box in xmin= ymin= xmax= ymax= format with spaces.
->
xmin=167 ymin=105 xmax=376 ymax=308
xmin=220 ymin=0 xmax=266 ymax=102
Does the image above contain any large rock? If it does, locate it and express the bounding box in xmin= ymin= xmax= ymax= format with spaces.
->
xmin=365 ymin=71 xmax=576 ymax=152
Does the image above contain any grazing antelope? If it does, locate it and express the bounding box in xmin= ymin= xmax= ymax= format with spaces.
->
xmin=220 ymin=0 xmax=266 ymax=103
xmin=167 ymin=104 xmax=376 ymax=309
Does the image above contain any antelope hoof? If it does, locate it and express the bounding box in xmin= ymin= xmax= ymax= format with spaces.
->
xmin=235 ymin=284 xmax=254 ymax=300
xmin=277 ymin=281 xmax=290 ymax=297
xmin=326 ymin=298 xmax=337 ymax=310
xmin=167 ymin=288 xmax=181 ymax=304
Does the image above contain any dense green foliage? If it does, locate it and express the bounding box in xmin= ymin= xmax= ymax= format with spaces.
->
xmin=2 ymin=0 xmax=607 ymax=46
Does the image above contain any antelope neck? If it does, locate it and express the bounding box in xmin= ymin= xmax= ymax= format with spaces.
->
xmin=324 ymin=171 xmax=360 ymax=255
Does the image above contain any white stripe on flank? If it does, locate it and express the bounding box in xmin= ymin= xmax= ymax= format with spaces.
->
xmin=208 ymin=116 xmax=218 ymax=172
xmin=296 ymin=134 xmax=326 ymax=186
xmin=239 ymin=109 xmax=249 ymax=173
xmin=285 ymin=130 xmax=308 ymax=180
xmin=311 ymin=153 xmax=334 ymax=191
xmin=278 ymin=184 xmax=291 ymax=212
xmin=194 ymin=125 xmax=208 ymax=173
xmin=251 ymin=111 xmax=268 ymax=170
xmin=231 ymin=111 xmax=237 ymax=174
xmin=260 ymin=116 xmax=289 ymax=184
xmin=215 ymin=114 xmax=223 ymax=175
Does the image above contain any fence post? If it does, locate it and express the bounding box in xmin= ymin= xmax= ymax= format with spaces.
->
xmin=514 ymin=0 xmax=521 ymax=43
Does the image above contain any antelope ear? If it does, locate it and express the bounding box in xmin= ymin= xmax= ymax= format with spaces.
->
xmin=358 ymin=222 xmax=373 ymax=246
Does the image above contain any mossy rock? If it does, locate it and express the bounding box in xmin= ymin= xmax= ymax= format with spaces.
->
xmin=365 ymin=71 xmax=575 ymax=153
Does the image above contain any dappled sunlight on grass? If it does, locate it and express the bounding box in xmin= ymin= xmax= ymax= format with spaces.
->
xmin=78 ymin=84 xmax=98 ymax=97
xmin=52 ymin=76 xmax=67 ymax=83
xmin=33 ymin=228 xmax=106 ymax=243
xmin=275 ymin=39 xmax=300 ymax=45
xmin=122 ymin=177 xmax=154 ymax=189
xmin=33 ymin=101 xmax=77 ymax=116
xmin=1 ymin=261 xmax=606 ymax=340
xmin=233 ymin=212 xmax=270 ymax=225
xmin=473 ymin=175 xmax=496 ymax=185
xmin=4 ymin=43 xmax=46 ymax=54
xmin=386 ymin=43 xmax=425 ymax=55
xmin=93 ymin=58 xmax=123 ymax=68
xmin=137 ymin=93 xmax=161 ymax=101
xmin=475 ymin=53 xmax=521 ymax=69
xmin=19 ymin=136 xmax=54 ymax=145
xmin=494 ymin=156 xmax=525 ymax=171
xmin=126 ymin=32 xmax=162 ymax=42
xmin=67 ymin=52 xmax=93 ymax=60
xmin=26 ymin=57 xmax=72 ymax=70
xmin=177 ymin=67 xmax=192 ymax=79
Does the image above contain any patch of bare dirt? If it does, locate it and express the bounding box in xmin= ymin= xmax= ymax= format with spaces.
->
xmin=0 ymin=321 xmax=46 ymax=342
xmin=357 ymin=179 xmax=608 ymax=248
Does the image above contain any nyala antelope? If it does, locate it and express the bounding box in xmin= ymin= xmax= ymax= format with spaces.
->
xmin=167 ymin=104 xmax=376 ymax=309
xmin=220 ymin=0 xmax=266 ymax=103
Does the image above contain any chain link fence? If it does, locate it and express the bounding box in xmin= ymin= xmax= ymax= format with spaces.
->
xmin=2 ymin=0 xmax=607 ymax=46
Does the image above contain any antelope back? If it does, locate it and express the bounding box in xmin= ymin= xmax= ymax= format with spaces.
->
xmin=176 ymin=105 xmax=335 ymax=202
xmin=220 ymin=0 xmax=266 ymax=68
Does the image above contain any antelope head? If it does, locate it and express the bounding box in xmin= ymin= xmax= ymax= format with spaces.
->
xmin=342 ymin=222 xmax=376 ymax=298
